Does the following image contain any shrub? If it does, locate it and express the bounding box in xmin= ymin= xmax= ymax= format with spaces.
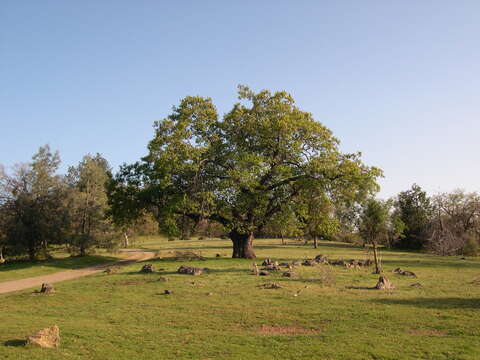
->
xmin=462 ymin=237 xmax=480 ymax=256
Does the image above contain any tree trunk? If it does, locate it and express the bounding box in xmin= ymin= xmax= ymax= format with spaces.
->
xmin=281 ymin=232 xmax=285 ymax=245
xmin=123 ymin=232 xmax=129 ymax=248
xmin=0 ymin=247 xmax=5 ymax=264
xmin=230 ymin=230 xmax=256 ymax=259
xmin=313 ymin=235 xmax=318 ymax=249
xmin=372 ymin=241 xmax=381 ymax=274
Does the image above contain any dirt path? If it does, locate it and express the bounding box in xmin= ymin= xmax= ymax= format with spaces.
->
xmin=0 ymin=249 xmax=156 ymax=295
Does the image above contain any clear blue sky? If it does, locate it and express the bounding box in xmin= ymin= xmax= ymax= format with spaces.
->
xmin=1 ymin=1 xmax=479 ymax=198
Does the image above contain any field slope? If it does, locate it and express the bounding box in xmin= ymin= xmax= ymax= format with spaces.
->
xmin=1 ymin=237 xmax=479 ymax=360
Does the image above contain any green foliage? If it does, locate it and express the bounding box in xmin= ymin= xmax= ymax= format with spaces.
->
xmin=462 ymin=237 xmax=479 ymax=256
xmin=359 ymin=199 xmax=390 ymax=245
xmin=66 ymin=154 xmax=113 ymax=255
xmin=0 ymin=146 xmax=69 ymax=260
xmin=109 ymin=86 xmax=382 ymax=257
xmin=394 ymin=184 xmax=432 ymax=249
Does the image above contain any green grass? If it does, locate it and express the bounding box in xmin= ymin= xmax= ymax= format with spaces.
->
xmin=1 ymin=237 xmax=479 ymax=359
xmin=0 ymin=251 xmax=118 ymax=282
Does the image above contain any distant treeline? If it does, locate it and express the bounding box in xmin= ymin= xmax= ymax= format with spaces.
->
xmin=1 ymin=145 xmax=479 ymax=262
xmin=0 ymin=145 xmax=157 ymax=262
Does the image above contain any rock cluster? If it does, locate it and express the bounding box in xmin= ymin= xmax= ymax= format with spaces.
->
xmin=177 ymin=265 xmax=203 ymax=275
xmin=140 ymin=264 xmax=155 ymax=273
xmin=393 ymin=268 xmax=417 ymax=277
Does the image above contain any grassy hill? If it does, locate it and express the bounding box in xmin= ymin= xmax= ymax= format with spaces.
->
xmin=1 ymin=237 xmax=479 ymax=359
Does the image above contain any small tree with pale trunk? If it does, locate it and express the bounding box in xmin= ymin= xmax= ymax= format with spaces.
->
xmin=359 ymin=199 xmax=390 ymax=274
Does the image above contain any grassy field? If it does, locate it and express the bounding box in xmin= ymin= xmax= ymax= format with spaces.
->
xmin=1 ymin=237 xmax=479 ymax=360
xmin=0 ymin=252 xmax=118 ymax=282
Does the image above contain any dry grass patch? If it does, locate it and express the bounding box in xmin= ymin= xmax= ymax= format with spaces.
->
xmin=257 ymin=324 xmax=320 ymax=336
xmin=408 ymin=329 xmax=447 ymax=337
xmin=159 ymin=250 xmax=206 ymax=261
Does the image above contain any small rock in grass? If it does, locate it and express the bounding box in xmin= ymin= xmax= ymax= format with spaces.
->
xmin=104 ymin=267 xmax=117 ymax=275
xmin=262 ymin=258 xmax=273 ymax=266
xmin=261 ymin=282 xmax=282 ymax=289
xmin=282 ymin=271 xmax=295 ymax=278
xmin=177 ymin=265 xmax=203 ymax=276
xmin=263 ymin=262 xmax=280 ymax=271
xmin=39 ymin=283 xmax=55 ymax=295
xmin=140 ymin=264 xmax=155 ymax=273
xmin=26 ymin=325 xmax=60 ymax=348
xmin=410 ymin=282 xmax=423 ymax=288
xmin=158 ymin=276 xmax=169 ymax=282
xmin=393 ymin=267 xmax=417 ymax=277
xmin=375 ymin=276 xmax=395 ymax=290
xmin=302 ymin=259 xmax=316 ymax=266
xmin=206 ymin=292 xmax=214 ymax=296
xmin=164 ymin=289 xmax=173 ymax=295
xmin=259 ymin=270 xmax=270 ymax=276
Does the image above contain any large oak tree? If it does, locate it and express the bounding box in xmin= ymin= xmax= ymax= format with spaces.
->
xmin=109 ymin=86 xmax=382 ymax=258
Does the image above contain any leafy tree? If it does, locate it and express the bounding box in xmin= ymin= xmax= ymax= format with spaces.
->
xmin=263 ymin=205 xmax=303 ymax=244
xmin=359 ymin=199 xmax=390 ymax=273
xmin=302 ymin=193 xmax=340 ymax=248
xmin=66 ymin=154 xmax=112 ymax=256
xmin=109 ymin=86 xmax=382 ymax=258
xmin=394 ymin=184 xmax=432 ymax=249
xmin=1 ymin=146 xmax=68 ymax=260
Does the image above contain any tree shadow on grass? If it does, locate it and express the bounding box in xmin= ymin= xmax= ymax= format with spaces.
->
xmin=380 ymin=258 xmax=480 ymax=270
xmin=345 ymin=285 xmax=376 ymax=290
xmin=0 ymin=255 xmax=118 ymax=274
xmin=372 ymin=297 xmax=480 ymax=310
xmin=122 ymin=267 xmax=251 ymax=276
xmin=4 ymin=339 xmax=26 ymax=347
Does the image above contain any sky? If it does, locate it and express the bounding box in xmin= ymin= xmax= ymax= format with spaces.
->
xmin=1 ymin=1 xmax=479 ymax=198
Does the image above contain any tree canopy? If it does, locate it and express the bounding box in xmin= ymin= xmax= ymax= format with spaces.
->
xmin=109 ymin=86 xmax=383 ymax=258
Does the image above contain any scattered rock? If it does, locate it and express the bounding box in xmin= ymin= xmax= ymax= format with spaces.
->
xmin=252 ymin=263 xmax=260 ymax=276
xmin=259 ymin=270 xmax=270 ymax=276
xmin=393 ymin=267 xmax=417 ymax=277
xmin=291 ymin=260 xmax=302 ymax=267
xmin=104 ymin=267 xmax=118 ymax=275
xmin=282 ymin=271 xmax=295 ymax=278
xmin=177 ymin=265 xmax=203 ymax=275
xmin=26 ymin=325 xmax=60 ymax=348
xmin=39 ymin=283 xmax=55 ymax=295
xmin=263 ymin=262 xmax=281 ymax=271
xmin=314 ymin=255 xmax=329 ymax=264
xmin=261 ymin=282 xmax=282 ymax=289
xmin=158 ymin=276 xmax=169 ymax=282
xmin=375 ymin=276 xmax=395 ymax=290
xmin=410 ymin=282 xmax=423 ymax=288
xmin=302 ymin=259 xmax=317 ymax=266
xmin=279 ymin=262 xmax=290 ymax=267
xmin=330 ymin=260 xmax=347 ymax=266
xmin=216 ymin=253 xmax=222 ymax=257
xmin=140 ymin=264 xmax=155 ymax=273
xmin=206 ymin=292 xmax=214 ymax=296
xmin=262 ymin=258 xmax=273 ymax=266
xmin=164 ymin=289 xmax=173 ymax=295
